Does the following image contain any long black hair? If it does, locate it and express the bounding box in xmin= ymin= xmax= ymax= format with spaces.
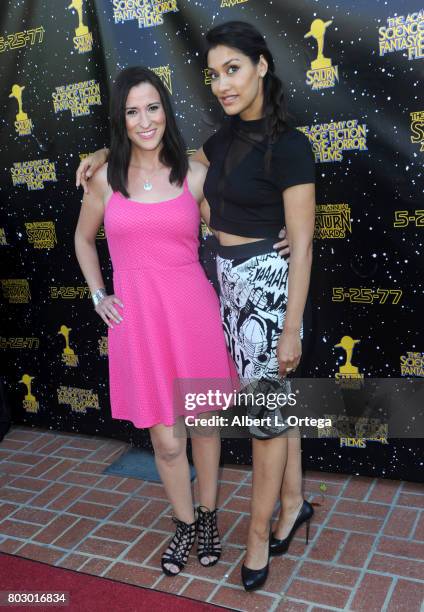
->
xmin=204 ymin=21 xmax=288 ymax=160
xmin=107 ymin=66 xmax=188 ymax=197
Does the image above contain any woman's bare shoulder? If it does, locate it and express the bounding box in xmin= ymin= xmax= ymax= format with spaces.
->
xmin=88 ymin=163 xmax=110 ymax=198
xmin=188 ymin=158 xmax=208 ymax=180
xmin=186 ymin=159 xmax=207 ymax=200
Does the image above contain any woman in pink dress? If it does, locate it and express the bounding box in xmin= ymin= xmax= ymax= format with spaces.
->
xmin=77 ymin=19 xmax=315 ymax=590
xmin=74 ymin=66 xmax=238 ymax=576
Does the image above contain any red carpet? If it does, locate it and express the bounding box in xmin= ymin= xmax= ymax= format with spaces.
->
xmin=0 ymin=553 xmax=226 ymax=611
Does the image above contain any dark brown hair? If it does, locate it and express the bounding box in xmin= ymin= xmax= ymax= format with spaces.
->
xmin=108 ymin=66 xmax=188 ymax=197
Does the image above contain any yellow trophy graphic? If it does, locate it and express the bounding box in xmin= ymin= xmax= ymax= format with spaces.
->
xmin=305 ymin=19 xmax=333 ymax=69
xmin=335 ymin=336 xmax=362 ymax=378
xmin=10 ymin=84 xmax=33 ymax=135
xmin=19 ymin=374 xmax=36 ymax=401
xmin=98 ymin=335 xmax=108 ymax=356
xmin=59 ymin=325 xmax=79 ymax=366
xmin=19 ymin=374 xmax=39 ymax=413
xmin=68 ymin=0 xmax=89 ymax=37
xmin=9 ymin=85 xmax=29 ymax=121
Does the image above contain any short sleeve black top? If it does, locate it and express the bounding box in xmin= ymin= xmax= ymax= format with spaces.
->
xmin=202 ymin=115 xmax=315 ymax=238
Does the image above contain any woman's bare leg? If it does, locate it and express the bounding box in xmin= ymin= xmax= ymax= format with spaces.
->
xmin=191 ymin=415 xmax=221 ymax=564
xmin=273 ymin=428 xmax=304 ymax=539
xmin=150 ymin=419 xmax=194 ymax=574
xmin=190 ymin=425 xmax=220 ymax=510
xmin=245 ymin=435 xmax=288 ymax=569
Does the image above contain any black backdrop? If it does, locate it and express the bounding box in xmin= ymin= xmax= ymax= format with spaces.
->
xmin=0 ymin=0 xmax=422 ymax=480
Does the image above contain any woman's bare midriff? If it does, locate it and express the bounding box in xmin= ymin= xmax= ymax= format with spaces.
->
xmin=216 ymin=230 xmax=267 ymax=246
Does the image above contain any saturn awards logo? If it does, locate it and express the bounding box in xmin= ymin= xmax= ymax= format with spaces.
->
xmin=315 ymin=204 xmax=352 ymax=239
xmin=25 ymin=222 xmax=57 ymax=249
xmin=19 ymin=374 xmax=39 ymax=413
xmin=305 ymin=19 xmax=339 ymax=90
xmin=99 ymin=336 xmax=108 ymax=356
xmin=68 ymin=0 xmax=93 ymax=53
xmin=58 ymin=325 xmax=79 ymax=367
xmin=410 ymin=110 xmax=424 ymax=152
xmin=9 ymin=84 xmax=33 ymax=136
xmin=150 ymin=65 xmax=172 ymax=94
xmin=1 ymin=279 xmax=30 ymax=303
xmin=334 ymin=335 xmax=364 ymax=388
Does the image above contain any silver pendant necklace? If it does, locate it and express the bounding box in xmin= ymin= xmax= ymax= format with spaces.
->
xmin=129 ymin=164 xmax=163 ymax=192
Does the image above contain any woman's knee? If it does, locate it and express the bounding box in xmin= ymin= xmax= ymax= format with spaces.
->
xmin=153 ymin=438 xmax=186 ymax=464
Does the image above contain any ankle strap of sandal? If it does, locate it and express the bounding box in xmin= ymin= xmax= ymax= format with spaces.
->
xmin=197 ymin=505 xmax=218 ymax=515
xmin=172 ymin=516 xmax=196 ymax=529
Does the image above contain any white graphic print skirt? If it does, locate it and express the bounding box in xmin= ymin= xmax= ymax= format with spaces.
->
xmin=216 ymin=238 xmax=303 ymax=439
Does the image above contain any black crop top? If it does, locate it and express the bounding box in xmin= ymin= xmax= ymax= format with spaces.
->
xmin=202 ymin=115 xmax=315 ymax=238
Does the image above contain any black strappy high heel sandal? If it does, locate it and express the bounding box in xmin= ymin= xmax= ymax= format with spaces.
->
xmin=196 ymin=505 xmax=222 ymax=567
xmin=161 ymin=516 xmax=197 ymax=576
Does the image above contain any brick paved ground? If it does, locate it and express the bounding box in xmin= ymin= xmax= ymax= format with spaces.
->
xmin=0 ymin=426 xmax=423 ymax=611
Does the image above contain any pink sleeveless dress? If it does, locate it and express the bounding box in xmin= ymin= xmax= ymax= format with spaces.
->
xmin=103 ymin=177 xmax=237 ymax=428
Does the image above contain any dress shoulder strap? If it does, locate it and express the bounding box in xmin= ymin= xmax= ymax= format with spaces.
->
xmin=183 ymin=175 xmax=189 ymax=192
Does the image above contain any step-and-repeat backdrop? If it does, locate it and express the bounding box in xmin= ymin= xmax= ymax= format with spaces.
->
xmin=1 ymin=0 xmax=422 ymax=480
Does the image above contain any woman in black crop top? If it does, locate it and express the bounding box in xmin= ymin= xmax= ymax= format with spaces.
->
xmin=192 ymin=21 xmax=316 ymax=591
xmin=75 ymin=20 xmax=315 ymax=592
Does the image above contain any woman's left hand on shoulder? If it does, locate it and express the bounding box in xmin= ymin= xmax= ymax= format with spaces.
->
xmin=277 ymin=329 xmax=301 ymax=377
